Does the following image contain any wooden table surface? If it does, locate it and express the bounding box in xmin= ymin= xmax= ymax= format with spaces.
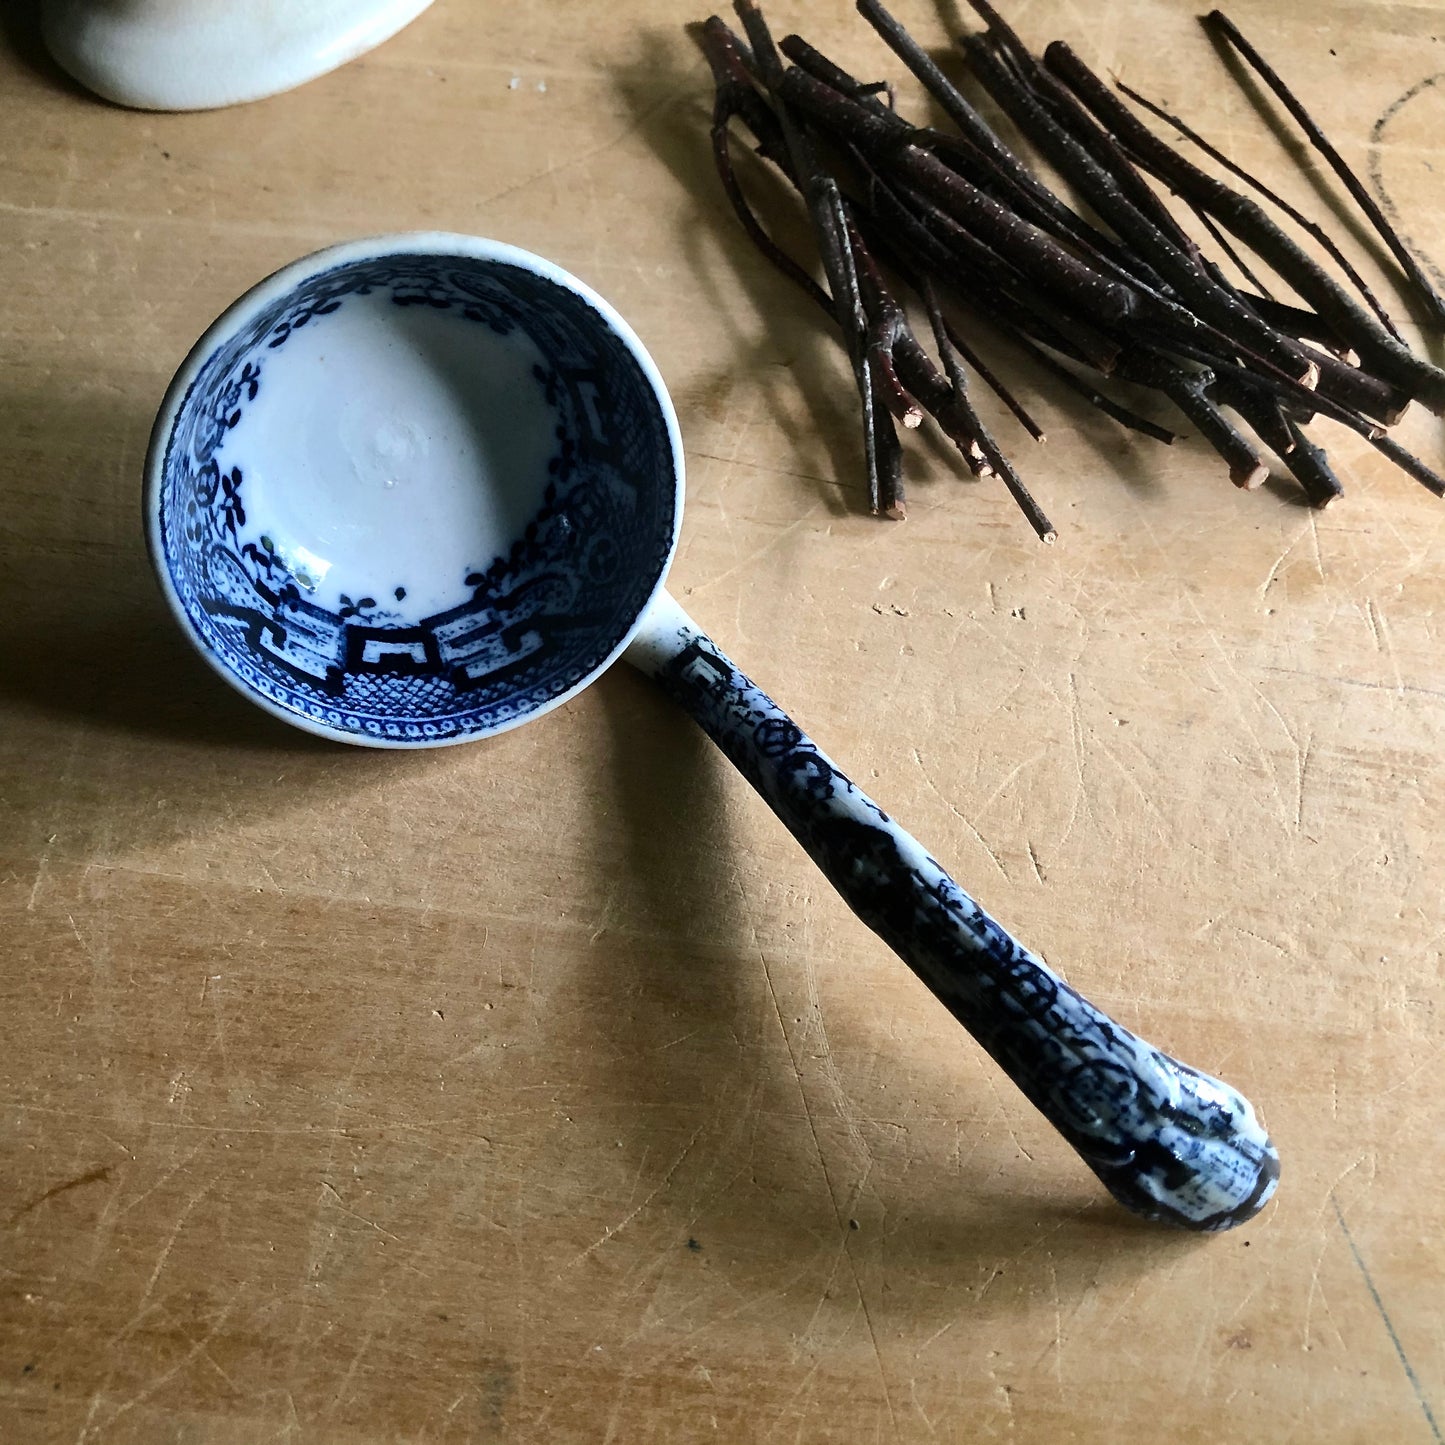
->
xmin=2 ymin=1 xmax=1442 ymax=1440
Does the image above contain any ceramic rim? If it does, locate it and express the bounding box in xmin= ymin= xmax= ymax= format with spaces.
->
xmin=143 ymin=231 xmax=686 ymax=748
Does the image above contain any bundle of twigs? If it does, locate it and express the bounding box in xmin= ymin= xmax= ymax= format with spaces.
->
xmin=696 ymin=0 xmax=1445 ymax=537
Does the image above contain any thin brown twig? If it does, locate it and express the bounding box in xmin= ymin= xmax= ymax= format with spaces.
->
xmin=1115 ymin=351 xmax=1269 ymax=487
xmin=733 ymin=0 xmax=900 ymax=514
xmin=1044 ymin=39 xmax=1445 ymax=411
xmin=1212 ymin=374 xmax=1296 ymax=457
xmin=700 ymin=32 xmax=1060 ymax=522
xmin=956 ymin=28 xmax=1325 ymax=392
xmin=918 ymin=274 xmax=1058 ymax=540
xmin=1186 ymin=199 xmax=1274 ymax=300
xmin=934 ymin=311 xmax=1046 ymax=443
xmin=1369 ymin=433 xmax=1445 ymax=498
xmin=1115 ymin=77 xmax=1405 ymax=342
xmin=854 ymin=151 xmax=1176 ymax=442
xmin=1282 ymin=417 xmax=1344 ymax=508
xmin=698 ymin=20 xmax=829 ymax=307
xmin=1236 ymin=293 xmax=1354 ymax=360
xmin=920 ymin=275 xmax=980 ymax=430
xmin=1204 ymin=8 xmax=1445 ymax=328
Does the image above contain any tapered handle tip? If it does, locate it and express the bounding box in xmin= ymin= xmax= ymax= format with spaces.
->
xmin=1066 ymin=1054 xmax=1280 ymax=1231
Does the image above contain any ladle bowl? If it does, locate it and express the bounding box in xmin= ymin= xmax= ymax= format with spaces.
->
xmin=147 ymin=234 xmax=1279 ymax=1230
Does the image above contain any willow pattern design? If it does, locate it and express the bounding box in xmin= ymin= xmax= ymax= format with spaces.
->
xmin=155 ymin=256 xmax=676 ymax=742
xmin=634 ymin=605 xmax=1280 ymax=1230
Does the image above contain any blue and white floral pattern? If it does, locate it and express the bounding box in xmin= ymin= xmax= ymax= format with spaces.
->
xmin=155 ymin=255 xmax=677 ymax=742
xmin=635 ymin=608 xmax=1280 ymax=1231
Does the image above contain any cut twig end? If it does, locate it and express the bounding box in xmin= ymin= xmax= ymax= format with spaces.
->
xmin=1233 ymin=462 xmax=1271 ymax=490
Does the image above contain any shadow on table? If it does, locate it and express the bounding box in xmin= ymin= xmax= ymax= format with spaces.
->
xmin=0 ymin=385 xmax=327 ymax=752
xmin=0 ymin=555 xmax=327 ymax=753
xmin=0 ymin=382 xmax=436 ymax=869
xmin=611 ymin=30 xmax=859 ymax=518
xmin=0 ymin=0 xmax=95 ymax=102
xmin=580 ymin=660 xmax=1199 ymax=1318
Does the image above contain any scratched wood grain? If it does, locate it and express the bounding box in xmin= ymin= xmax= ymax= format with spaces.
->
xmin=1 ymin=0 xmax=1442 ymax=1440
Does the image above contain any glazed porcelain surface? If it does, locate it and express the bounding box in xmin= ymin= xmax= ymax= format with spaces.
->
xmin=148 ymin=233 xmax=1277 ymax=1231
xmin=146 ymin=234 xmax=682 ymax=745
xmin=42 ymin=0 xmax=435 ymax=111
xmin=629 ymin=598 xmax=1280 ymax=1231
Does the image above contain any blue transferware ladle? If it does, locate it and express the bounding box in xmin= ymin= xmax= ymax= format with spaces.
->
xmin=145 ymin=233 xmax=1279 ymax=1230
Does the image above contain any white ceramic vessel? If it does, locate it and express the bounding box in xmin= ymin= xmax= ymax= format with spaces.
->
xmin=145 ymin=234 xmax=1280 ymax=1231
xmin=42 ymin=0 xmax=435 ymax=111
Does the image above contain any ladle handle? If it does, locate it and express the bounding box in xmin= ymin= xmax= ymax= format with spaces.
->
xmin=626 ymin=596 xmax=1278 ymax=1230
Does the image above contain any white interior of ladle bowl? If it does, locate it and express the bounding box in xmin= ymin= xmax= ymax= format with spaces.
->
xmin=235 ymin=294 xmax=558 ymax=621
xmin=146 ymin=235 xmax=683 ymax=746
